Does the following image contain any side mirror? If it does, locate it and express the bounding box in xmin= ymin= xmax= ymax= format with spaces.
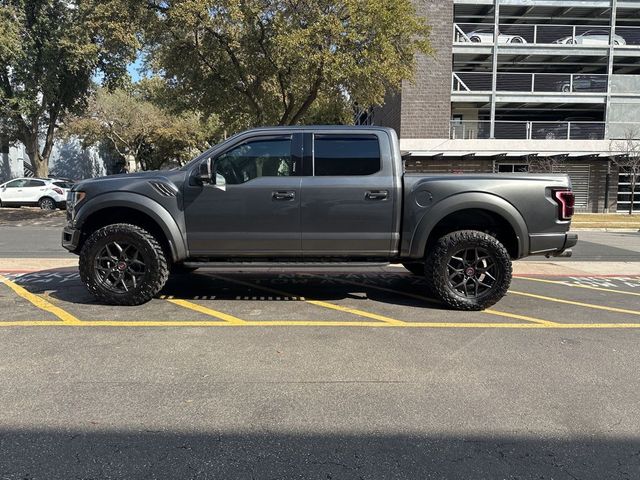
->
xmin=197 ymin=158 xmax=213 ymax=184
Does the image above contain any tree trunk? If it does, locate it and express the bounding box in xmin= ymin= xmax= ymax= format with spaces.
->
xmin=630 ymin=176 xmax=636 ymax=215
xmin=23 ymin=133 xmax=48 ymax=178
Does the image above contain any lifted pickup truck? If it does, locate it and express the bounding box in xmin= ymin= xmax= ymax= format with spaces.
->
xmin=63 ymin=126 xmax=577 ymax=310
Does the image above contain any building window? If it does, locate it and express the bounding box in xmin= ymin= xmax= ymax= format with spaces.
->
xmin=618 ymin=168 xmax=640 ymax=213
xmin=497 ymin=163 xmax=529 ymax=173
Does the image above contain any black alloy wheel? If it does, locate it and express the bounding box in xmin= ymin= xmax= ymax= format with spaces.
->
xmin=79 ymin=223 xmax=169 ymax=305
xmin=446 ymin=247 xmax=498 ymax=299
xmin=94 ymin=241 xmax=147 ymax=293
xmin=425 ymin=230 xmax=512 ymax=311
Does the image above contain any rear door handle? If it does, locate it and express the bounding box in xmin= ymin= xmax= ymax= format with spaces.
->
xmin=365 ymin=190 xmax=388 ymax=201
xmin=272 ymin=191 xmax=296 ymax=201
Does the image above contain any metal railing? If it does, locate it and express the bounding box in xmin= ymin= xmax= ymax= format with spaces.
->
xmin=449 ymin=121 xmax=640 ymax=140
xmin=452 ymin=72 xmax=608 ymax=94
xmin=454 ymin=23 xmax=640 ymax=46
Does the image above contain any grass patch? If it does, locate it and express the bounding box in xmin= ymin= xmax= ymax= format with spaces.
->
xmin=572 ymin=213 xmax=640 ymax=229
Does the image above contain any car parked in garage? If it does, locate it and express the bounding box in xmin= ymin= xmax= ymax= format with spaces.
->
xmin=555 ymin=30 xmax=626 ymax=46
xmin=0 ymin=177 xmax=68 ymax=209
xmin=463 ymin=28 xmax=527 ymax=44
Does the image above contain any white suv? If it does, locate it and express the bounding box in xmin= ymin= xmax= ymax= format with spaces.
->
xmin=0 ymin=177 xmax=69 ymax=210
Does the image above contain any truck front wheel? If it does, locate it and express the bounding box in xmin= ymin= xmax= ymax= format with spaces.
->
xmin=79 ymin=223 xmax=170 ymax=305
xmin=425 ymin=230 xmax=512 ymax=311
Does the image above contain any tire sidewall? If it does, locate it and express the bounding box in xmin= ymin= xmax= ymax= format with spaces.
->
xmin=80 ymin=224 xmax=168 ymax=305
xmin=428 ymin=230 xmax=512 ymax=311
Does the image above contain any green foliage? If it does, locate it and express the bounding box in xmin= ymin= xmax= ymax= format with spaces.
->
xmin=0 ymin=0 xmax=143 ymax=176
xmin=66 ymin=85 xmax=222 ymax=171
xmin=145 ymin=0 xmax=431 ymax=130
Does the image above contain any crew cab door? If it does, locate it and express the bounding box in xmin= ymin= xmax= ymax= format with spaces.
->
xmin=300 ymin=132 xmax=397 ymax=258
xmin=183 ymin=133 xmax=302 ymax=257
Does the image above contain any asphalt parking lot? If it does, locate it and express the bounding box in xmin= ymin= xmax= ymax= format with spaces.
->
xmin=1 ymin=263 xmax=640 ymax=479
xmin=2 ymin=267 xmax=640 ymax=329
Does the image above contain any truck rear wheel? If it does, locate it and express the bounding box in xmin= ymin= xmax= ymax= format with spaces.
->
xmin=79 ymin=223 xmax=169 ymax=305
xmin=425 ymin=230 xmax=512 ymax=311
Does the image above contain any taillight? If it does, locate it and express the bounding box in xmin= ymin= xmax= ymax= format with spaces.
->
xmin=552 ymin=189 xmax=575 ymax=221
xmin=53 ymin=187 xmax=63 ymax=195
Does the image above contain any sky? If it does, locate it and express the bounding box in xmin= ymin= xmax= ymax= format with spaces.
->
xmin=127 ymin=56 xmax=145 ymax=82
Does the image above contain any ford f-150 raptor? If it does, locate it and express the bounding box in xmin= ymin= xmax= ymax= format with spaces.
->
xmin=63 ymin=126 xmax=577 ymax=310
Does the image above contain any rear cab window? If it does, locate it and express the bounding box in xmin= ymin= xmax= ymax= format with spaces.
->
xmin=313 ymin=135 xmax=381 ymax=176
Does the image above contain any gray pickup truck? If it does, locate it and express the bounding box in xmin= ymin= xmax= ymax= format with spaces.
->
xmin=63 ymin=126 xmax=577 ymax=310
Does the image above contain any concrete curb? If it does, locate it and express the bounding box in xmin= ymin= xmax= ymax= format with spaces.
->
xmin=1 ymin=258 xmax=639 ymax=277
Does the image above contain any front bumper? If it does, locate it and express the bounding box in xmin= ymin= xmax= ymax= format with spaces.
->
xmin=62 ymin=226 xmax=81 ymax=253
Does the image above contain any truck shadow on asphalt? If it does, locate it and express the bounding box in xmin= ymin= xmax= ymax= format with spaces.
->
xmin=0 ymin=429 xmax=637 ymax=479
xmin=11 ymin=268 xmax=449 ymax=311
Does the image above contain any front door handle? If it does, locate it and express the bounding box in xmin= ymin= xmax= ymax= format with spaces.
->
xmin=272 ymin=191 xmax=296 ymax=201
xmin=365 ymin=190 xmax=388 ymax=201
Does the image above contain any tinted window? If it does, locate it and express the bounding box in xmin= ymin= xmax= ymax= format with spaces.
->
xmin=53 ymin=181 xmax=73 ymax=189
xmin=5 ymin=179 xmax=28 ymax=188
xmin=26 ymin=179 xmax=45 ymax=187
xmin=215 ymin=136 xmax=294 ymax=185
xmin=314 ymin=135 xmax=381 ymax=176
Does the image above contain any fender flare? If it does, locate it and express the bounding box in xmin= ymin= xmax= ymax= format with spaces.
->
xmin=74 ymin=192 xmax=188 ymax=262
xmin=408 ymin=192 xmax=529 ymax=259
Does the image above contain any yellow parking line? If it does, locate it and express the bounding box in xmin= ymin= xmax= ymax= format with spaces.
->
xmin=510 ymin=290 xmax=640 ymax=317
xmin=305 ymin=300 xmax=406 ymax=326
xmin=483 ymin=309 xmax=558 ymax=326
xmin=165 ymin=299 xmax=246 ymax=324
xmin=2 ymin=320 xmax=640 ymax=329
xmin=322 ymin=276 xmax=558 ymax=326
xmin=210 ymin=275 xmax=407 ymax=326
xmin=0 ymin=275 xmax=81 ymax=324
xmin=516 ymin=276 xmax=640 ymax=297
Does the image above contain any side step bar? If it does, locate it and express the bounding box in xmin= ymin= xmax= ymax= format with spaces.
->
xmin=182 ymin=262 xmax=391 ymax=269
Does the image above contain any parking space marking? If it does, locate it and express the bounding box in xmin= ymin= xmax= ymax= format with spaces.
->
xmin=319 ymin=276 xmax=559 ymax=326
xmin=2 ymin=320 xmax=640 ymax=329
xmin=165 ymin=299 xmax=247 ymax=324
xmin=0 ymin=275 xmax=80 ymax=324
xmin=210 ymin=275 xmax=407 ymax=326
xmin=517 ymin=276 xmax=640 ymax=297
xmin=510 ymin=290 xmax=640 ymax=317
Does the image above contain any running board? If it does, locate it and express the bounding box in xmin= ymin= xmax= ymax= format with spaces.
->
xmin=182 ymin=262 xmax=391 ymax=269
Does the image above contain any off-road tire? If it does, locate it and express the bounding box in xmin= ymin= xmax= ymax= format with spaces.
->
xmin=424 ymin=230 xmax=512 ymax=311
xmin=402 ymin=263 xmax=425 ymax=276
xmin=79 ymin=223 xmax=169 ymax=305
xmin=38 ymin=197 xmax=56 ymax=210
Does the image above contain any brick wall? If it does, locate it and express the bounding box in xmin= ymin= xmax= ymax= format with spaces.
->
xmin=373 ymin=90 xmax=402 ymax=136
xmin=400 ymin=0 xmax=454 ymax=139
xmin=376 ymin=0 xmax=454 ymax=139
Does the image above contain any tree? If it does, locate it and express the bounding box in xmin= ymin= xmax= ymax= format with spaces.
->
xmin=143 ymin=0 xmax=431 ymax=131
xmin=66 ymin=86 xmax=221 ymax=171
xmin=610 ymin=128 xmax=640 ymax=215
xmin=528 ymin=154 xmax=568 ymax=174
xmin=0 ymin=0 xmax=143 ymax=177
